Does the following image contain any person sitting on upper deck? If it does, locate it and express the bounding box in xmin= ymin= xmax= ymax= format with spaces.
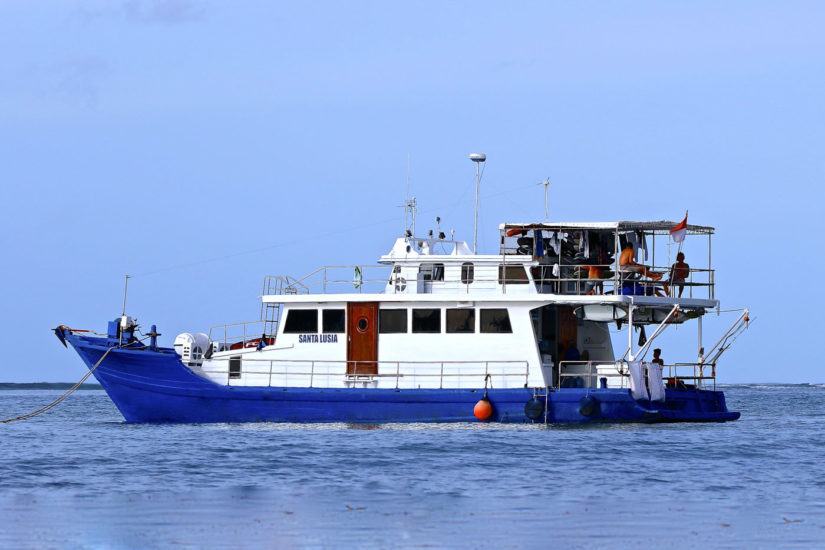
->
xmin=669 ymin=252 xmax=690 ymax=297
xmin=619 ymin=243 xmax=662 ymax=281
xmin=585 ymin=264 xmax=603 ymax=295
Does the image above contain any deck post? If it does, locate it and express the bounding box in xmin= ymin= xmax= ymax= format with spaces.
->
xmin=627 ymin=303 xmax=634 ymax=361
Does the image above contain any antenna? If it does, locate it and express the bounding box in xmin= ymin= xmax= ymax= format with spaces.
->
xmin=403 ymin=197 xmax=417 ymax=237
xmin=121 ymin=274 xmax=131 ymax=316
xmin=538 ymin=177 xmax=550 ymax=221
xmin=469 ymin=153 xmax=486 ymax=254
xmin=401 ymin=154 xmax=417 ymax=237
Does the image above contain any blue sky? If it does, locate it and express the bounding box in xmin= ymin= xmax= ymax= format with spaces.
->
xmin=1 ymin=1 xmax=822 ymax=382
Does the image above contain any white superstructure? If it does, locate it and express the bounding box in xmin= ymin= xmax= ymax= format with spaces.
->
xmin=183 ymin=218 xmax=734 ymax=393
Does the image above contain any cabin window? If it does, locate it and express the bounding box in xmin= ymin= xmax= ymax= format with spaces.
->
xmin=412 ymin=308 xmax=441 ymax=333
xmin=379 ymin=309 xmax=408 ymax=333
xmin=419 ymin=263 xmax=445 ymax=282
xmin=229 ymin=356 xmax=242 ymax=379
xmin=480 ymin=309 xmax=513 ymax=333
xmin=461 ymin=262 xmax=474 ymax=284
xmin=446 ymin=309 xmax=475 ymax=333
xmin=498 ymin=265 xmax=528 ymax=284
xmin=322 ymin=309 xmax=345 ymax=333
xmin=283 ymin=309 xmax=318 ymax=333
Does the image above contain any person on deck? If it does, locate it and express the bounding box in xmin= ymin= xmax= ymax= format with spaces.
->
xmin=585 ymin=264 xmax=603 ymax=295
xmin=652 ymin=348 xmax=664 ymax=366
xmin=669 ymin=252 xmax=690 ymax=297
xmin=563 ymin=340 xmax=580 ymax=361
xmin=619 ymin=243 xmax=662 ymax=280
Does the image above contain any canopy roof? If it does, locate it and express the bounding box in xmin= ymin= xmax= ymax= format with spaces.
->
xmin=499 ymin=221 xmax=714 ymax=235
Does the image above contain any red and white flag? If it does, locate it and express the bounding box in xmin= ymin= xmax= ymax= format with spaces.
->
xmin=670 ymin=213 xmax=688 ymax=243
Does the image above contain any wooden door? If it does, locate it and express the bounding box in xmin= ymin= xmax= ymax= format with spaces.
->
xmin=347 ymin=302 xmax=378 ymax=375
xmin=557 ymin=306 xmax=579 ymax=361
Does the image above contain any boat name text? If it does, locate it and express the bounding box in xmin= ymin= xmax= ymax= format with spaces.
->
xmin=298 ymin=334 xmax=339 ymax=343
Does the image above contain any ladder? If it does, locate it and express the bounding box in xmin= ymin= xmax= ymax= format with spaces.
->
xmin=259 ymin=277 xmax=284 ymax=338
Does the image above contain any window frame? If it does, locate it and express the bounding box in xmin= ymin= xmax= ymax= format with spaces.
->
xmin=379 ymin=309 xmax=408 ymax=334
xmin=322 ymin=309 xmax=346 ymax=333
xmin=461 ymin=262 xmax=474 ymax=284
xmin=283 ymin=309 xmax=319 ymax=333
xmin=446 ymin=308 xmax=475 ymax=334
xmin=498 ymin=264 xmax=529 ymax=285
xmin=229 ymin=356 xmax=242 ymax=379
xmin=419 ymin=263 xmax=445 ymax=282
xmin=480 ymin=308 xmax=513 ymax=333
xmin=412 ymin=308 xmax=442 ymax=333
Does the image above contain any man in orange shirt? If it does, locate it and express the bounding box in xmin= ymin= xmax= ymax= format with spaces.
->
xmin=585 ymin=264 xmax=603 ymax=295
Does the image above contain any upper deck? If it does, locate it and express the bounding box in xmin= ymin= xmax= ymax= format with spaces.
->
xmin=260 ymin=218 xmax=718 ymax=308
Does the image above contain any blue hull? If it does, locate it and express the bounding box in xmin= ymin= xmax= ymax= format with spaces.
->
xmin=65 ymin=333 xmax=739 ymax=424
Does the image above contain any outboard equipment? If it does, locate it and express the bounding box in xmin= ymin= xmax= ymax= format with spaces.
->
xmin=174 ymin=332 xmax=211 ymax=366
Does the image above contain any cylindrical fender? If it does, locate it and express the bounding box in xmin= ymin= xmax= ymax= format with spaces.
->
xmin=524 ymin=397 xmax=545 ymax=420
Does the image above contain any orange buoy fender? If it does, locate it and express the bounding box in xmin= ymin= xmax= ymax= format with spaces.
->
xmin=474 ymin=396 xmax=494 ymax=421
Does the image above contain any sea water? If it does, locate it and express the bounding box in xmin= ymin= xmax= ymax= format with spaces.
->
xmin=1 ymin=385 xmax=823 ymax=549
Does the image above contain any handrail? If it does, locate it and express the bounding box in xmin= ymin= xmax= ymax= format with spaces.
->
xmin=261 ymin=262 xmax=714 ymax=299
xmin=557 ymin=360 xmax=718 ymax=390
xmin=207 ymin=320 xmax=275 ymax=350
xmin=198 ymin=358 xmax=529 ymax=389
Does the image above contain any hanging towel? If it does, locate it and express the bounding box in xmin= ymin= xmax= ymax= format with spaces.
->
xmin=552 ymin=263 xmax=560 ymax=277
xmin=646 ymin=361 xmax=666 ymax=402
xmin=628 ymin=360 xmax=649 ymax=400
xmin=534 ymin=229 xmax=545 ymax=258
xmin=548 ymin=232 xmax=562 ymax=255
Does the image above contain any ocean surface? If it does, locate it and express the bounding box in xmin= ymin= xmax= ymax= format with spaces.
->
xmin=1 ymin=385 xmax=823 ymax=549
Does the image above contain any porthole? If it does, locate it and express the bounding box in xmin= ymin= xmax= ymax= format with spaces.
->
xmin=357 ymin=318 xmax=368 ymax=332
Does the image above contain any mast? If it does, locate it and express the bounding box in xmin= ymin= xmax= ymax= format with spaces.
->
xmin=469 ymin=153 xmax=486 ymax=254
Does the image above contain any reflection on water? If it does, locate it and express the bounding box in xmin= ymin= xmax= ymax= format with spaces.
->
xmin=1 ymin=386 xmax=824 ymax=547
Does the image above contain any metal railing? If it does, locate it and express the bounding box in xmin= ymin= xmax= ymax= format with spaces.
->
xmin=261 ymin=262 xmax=714 ymax=299
xmin=558 ymin=360 xmax=717 ymax=390
xmin=534 ymin=264 xmax=714 ymax=300
xmin=264 ymin=266 xmax=388 ymax=295
xmin=197 ymin=358 xmax=530 ymax=389
xmin=207 ymin=321 xmax=276 ymax=351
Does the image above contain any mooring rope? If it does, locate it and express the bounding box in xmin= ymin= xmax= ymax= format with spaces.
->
xmin=1 ymin=347 xmax=113 ymax=424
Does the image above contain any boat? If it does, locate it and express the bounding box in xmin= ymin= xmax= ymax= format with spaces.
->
xmin=55 ymin=162 xmax=749 ymax=424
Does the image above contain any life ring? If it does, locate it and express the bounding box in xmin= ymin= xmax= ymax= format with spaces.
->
xmin=243 ymin=337 xmax=276 ymax=349
xmin=393 ymin=277 xmax=407 ymax=292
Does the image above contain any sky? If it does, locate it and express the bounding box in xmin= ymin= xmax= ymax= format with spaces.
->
xmin=1 ymin=1 xmax=823 ymax=382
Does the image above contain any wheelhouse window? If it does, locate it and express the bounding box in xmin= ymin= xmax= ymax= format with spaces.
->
xmin=480 ymin=309 xmax=512 ymax=333
xmin=283 ymin=309 xmax=318 ymax=333
xmin=322 ymin=309 xmax=345 ymax=333
xmin=461 ymin=262 xmax=474 ymax=284
xmin=446 ymin=309 xmax=474 ymax=333
xmin=379 ymin=309 xmax=408 ymax=333
xmin=412 ymin=308 xmax=441 ymax=333
xmin=498 ymin=265 xmax=528 ymax=284
xmin=419 ymin=263 xmax=445 ymax=282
